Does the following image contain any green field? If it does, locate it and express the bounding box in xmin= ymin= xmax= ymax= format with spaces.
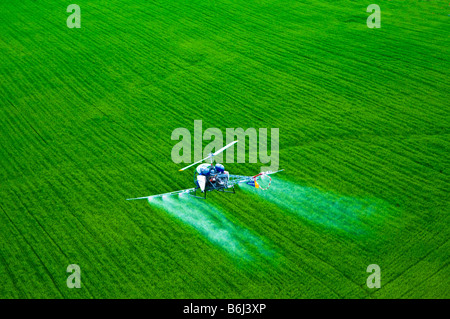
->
xmin=0 ymin=0 xmax=448 ymax=298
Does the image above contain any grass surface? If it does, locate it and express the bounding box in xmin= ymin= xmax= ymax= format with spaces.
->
xmin=0 ymin=0 xmax=448 ymax=298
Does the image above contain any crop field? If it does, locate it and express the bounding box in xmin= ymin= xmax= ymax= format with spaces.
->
xmin=0 ymin=0 xmax=449 ymax=299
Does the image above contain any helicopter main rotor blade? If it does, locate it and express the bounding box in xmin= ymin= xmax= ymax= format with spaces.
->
xmin=178 ymin=155 xmax=211 ymax=171
xmin=213 ymin=140 xmax=238 ymax=156
xmin=178 ymin=140 xmax=238 ymax=171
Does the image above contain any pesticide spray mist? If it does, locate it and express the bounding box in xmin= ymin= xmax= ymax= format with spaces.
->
xmin=149 ymin=194 xmax=272 ymax=260
xmin=242 ymin=177 xmax=390 ymax=236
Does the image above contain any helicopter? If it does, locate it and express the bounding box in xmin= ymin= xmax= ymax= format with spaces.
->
xmin=126 ymin=140 xmax=284 ymax=201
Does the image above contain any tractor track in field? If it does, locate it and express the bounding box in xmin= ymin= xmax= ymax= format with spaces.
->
xmin=0 ymin=204 xmax=65 ymax=298
xmin=4 ymin=185 xmax=98 ymax=298
xmin=400 ymin=260 xmax=449 ymax=298
xmin=283 ymin=132 xmax=448 ymax=198
xmin=0 ymin=247 xmax=21 ymax=297
xmin=6 ymin=99 xmax=48 ymax=145
xmin=121 ymin=208 xmax=222 ymax=298
xmin=264 ymin=227 xmax=356 ymax=298
xmin=10 ymin=189 xmax=69 ymax=261
xmin=374 ymin=238 xmax=449 ymax=297
xmin=224 ymin=195 xmax=369 ymax=297
xmin=180 ymin=0 xmax=448 ymax=106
